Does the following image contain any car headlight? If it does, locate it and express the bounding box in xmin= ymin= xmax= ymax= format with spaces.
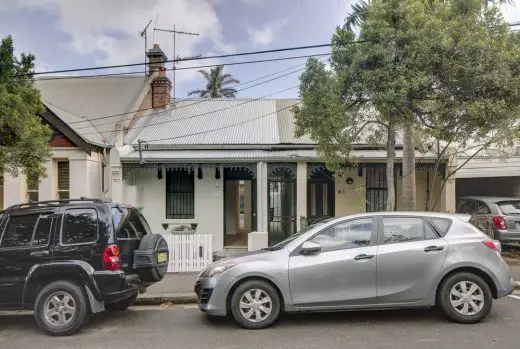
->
xmin=208 ymin=264 xmax=236 ymax=277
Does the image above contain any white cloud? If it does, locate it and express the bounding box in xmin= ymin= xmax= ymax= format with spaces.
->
xmin=247 ymin=19 xmax=288 ymax=47
xmin=3 ymin=0 xmax=234 ymax=84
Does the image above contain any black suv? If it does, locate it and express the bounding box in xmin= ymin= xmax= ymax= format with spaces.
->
xmin=0 ymin=198 xmax=169 ymax=336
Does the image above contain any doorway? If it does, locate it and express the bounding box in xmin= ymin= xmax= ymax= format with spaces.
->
xmin=307 ymin=167 xmax=335 ymax=224
xmin=268 ymin=167 xmax=296 ymax=246
xmin=224 ymin=168 xmax=256 ymax=247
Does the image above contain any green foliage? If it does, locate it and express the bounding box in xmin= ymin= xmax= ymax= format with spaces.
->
xmin=295 ymin=0 xmax=520 ymax=170
xmin=0 ymin=35 xmax=52 ymax=181
xmin=188 ymin=65 xmax=240 ymax=98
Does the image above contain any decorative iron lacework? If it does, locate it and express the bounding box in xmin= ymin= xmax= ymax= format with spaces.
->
xmin=122 ymin=163 xmax=257 ymax=179
xmin=267 ymin=163 xmax=297 ymax=180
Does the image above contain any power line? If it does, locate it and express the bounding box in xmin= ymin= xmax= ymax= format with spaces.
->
xmin=48 ymin=54 xmax=329 ymax=126
xmin=75 ymin=85 xmax=299 ymax=137
xmin=20 ymin=42 xmax=354 ymax=77
xmin=34 ymin=52 xmax=331 ymax=82
xmin=71 ymin=64 xmax=311 ymax=131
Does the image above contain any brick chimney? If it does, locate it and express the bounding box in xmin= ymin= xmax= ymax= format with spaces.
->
xmin=146 ymin=43 xmax=168 ymax=76
xmin=151 ymin=66 xmax=172 ymax=109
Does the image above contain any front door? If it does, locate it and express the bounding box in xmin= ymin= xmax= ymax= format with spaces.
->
xmin=376 ymin=216 xmax=448 ymax=305
xmin=0 ymin=210 xmax=55 ymax=308
xmin=288 ymin=217 xmax=377 ymax=308
xmin=268 ymin=168 xmax=296 ymax=245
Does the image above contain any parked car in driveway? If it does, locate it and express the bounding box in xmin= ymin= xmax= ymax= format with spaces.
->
xmin=195 ymin=212 xmax=514 ymax=329
xmin=456 ymin=196 xmax=520 ymax=242
xmin=0 ymin=198 xmax=169 ymax=336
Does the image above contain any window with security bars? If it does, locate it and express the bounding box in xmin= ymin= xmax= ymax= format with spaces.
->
xmin=365 ymin=167 xmax=388 ymax=212
xmin=26 ymin=174 xmax=39 ymax=202
xmin=166 ymin=169 xmax=195 ymax=219
xmin=57 ymin=161 xmax=70 ymax=200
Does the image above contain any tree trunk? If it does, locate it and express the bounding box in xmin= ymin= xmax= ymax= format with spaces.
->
xmin=386 ymin=120 xmax=396 ymax=211
xmin=401 ymin=122 xmax=416 ymax=210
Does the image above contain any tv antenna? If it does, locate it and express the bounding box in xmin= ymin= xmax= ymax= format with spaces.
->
xmin=154 ymin=25 xmax=199 ymax=101
xmin=139 ymin=20 xmax=153 ymax=75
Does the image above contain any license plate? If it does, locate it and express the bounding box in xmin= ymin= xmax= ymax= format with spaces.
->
xmin=157 ymin=252 xmax=167 ymax=263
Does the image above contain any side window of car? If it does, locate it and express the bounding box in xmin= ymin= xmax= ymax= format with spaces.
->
xmin=310 ymin=218 xmax=373 ymax=251
xmin=61 ymin=208 xmax=98 ymax=245
xmin=456 ymin=199 xmax=474 ymax=214
xmin=382 ymin=217 xmax=438 ymax=244
xmin=0 ymin=213 xmax=53 ymax=248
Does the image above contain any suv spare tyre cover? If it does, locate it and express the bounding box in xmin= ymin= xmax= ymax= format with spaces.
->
xmin=134 ymin=234 xmax=169 ymax=282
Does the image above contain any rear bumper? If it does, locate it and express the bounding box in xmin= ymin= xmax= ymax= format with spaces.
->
xmin=94 ymin=271 xmax=152 ymax=303
xmin=497 ymin=277 xmax=515 ymax=298
xmin=495 ymin=230 xmax=520 ymax=242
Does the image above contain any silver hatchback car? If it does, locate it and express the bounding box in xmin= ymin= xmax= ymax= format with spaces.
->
xmin=195 ymin=212 xmax=514 ymax=329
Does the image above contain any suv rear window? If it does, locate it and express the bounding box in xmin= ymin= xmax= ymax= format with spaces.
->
xmin=112 ymin=207 xmax=151 ymax=239
xmin=497 ymin=200 xmax=520 ymax=215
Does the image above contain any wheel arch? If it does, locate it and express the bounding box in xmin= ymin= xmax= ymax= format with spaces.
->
xmin=226 ymin=275 xmax=286 ymax=314
xmin=435 ymin=266 xmax=498 ymax=300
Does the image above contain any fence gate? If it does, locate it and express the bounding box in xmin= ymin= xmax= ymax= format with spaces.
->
xmin=268 ymin=166 xmax=296 ymax=246
xmin=164 ymin=234 xmax=213 ymax=272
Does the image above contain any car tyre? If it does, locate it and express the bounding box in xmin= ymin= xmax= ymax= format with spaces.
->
xmin=105 ymin=293 xmax=138 ymax=311
xmin=135 ymin=234 xmax=169 ymax=283
xmin=230 ymin=280 xmax=281 ymax=329
xmin=34 ymin=280 xmax=89 ymax=336
xmin=438 ymin=272 xmax=493 ymax=324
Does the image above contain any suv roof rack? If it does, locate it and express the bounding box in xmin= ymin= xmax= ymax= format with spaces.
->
xmin=4 ymin=197 xmax=112 ymax=212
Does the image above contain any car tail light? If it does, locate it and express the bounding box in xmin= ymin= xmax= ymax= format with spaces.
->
xmin=103 ymin=244 xmax=121 ymax=270
xmin=482 ymin=240 xmax=501 ymax=252
xmin=491 ymin=216 xmax=507 ymax=230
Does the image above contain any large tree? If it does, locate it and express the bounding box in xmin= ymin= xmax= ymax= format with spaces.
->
xmin=188 ymin=65 xmax=240 ymax=98
xmin=0 ymin=35 xmax=52 ymax=182
xmin=294 ymin=0 xmax=520 ymax=211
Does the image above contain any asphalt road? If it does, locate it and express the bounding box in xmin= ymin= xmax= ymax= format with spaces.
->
xmin=2 ymin=295 xmax=520 ymax=349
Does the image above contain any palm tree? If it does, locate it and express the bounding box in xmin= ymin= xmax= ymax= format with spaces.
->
xmin=187 ymin=65 xmax=240 ymax=98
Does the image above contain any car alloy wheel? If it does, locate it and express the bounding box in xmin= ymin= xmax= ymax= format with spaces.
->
xmin=449 ymin=281 xmax=485 ymax=316
xmin=43 ymin=291 xmax=77 ymax=327
xmin=239 ymin=289 xmax=272 ymax=323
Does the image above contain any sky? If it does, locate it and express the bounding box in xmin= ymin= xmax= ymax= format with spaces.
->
xmin=1 ymin=0 xmax=520 ymax=100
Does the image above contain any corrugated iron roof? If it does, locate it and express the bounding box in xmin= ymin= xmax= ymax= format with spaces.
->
xmin=121 ymin=149 xmax=438 ymax=162
xmin=126 ymin=98 xmax=315 ymax=146
xmin=35 ymin=76 xmax=151 ymax=146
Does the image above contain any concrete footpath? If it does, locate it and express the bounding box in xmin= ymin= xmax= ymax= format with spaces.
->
xmin=135 ymin=263 xmax=520 ymax=306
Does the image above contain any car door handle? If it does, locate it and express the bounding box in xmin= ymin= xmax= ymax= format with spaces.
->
xmin=424 ymin=246 xmax=444 ymax=252
xmin=354 ymin=254 xmax=374 ymax=261
xmin=30 ymin=250 xmax=50 ymax=257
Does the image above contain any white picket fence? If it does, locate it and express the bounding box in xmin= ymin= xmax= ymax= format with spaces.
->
xmin=164 ymin=234 xmax=213 ymax=273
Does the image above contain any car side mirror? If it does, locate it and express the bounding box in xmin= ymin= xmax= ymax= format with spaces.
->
xmin=300 ymin=241 xmax=321 ymax=255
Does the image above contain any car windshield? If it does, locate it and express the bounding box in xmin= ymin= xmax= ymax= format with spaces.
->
xmin=497 ymin=200 xmax=520 ymax=215
xmin=265 ymin=220 xmax=328 ymax=251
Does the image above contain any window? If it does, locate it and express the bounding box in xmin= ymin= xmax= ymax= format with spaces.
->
xmin=1 ymin=213 xmax=53 ymax=248
xmin=166 ymin=169 xmax=194 ymax=219
xmin=61 ymin=208 xmax=98 ymax=245
xmin=115 ymin=210 xmax=149 ymax=239
xmin=310 ymin=218 xmax=373 ymax=251
xmin=26 ymin=174 xmax=39 ymax=202
xmin=475 ymin=201 xmax=491 ymax=214
xmin=428 ymin=217 xmax=452 ymax=237
xmin=497 ymin=200 xmax=520 ymax=215
xmin=366 ymin=167 xmax=388 ymax=212
xmin=57 ymin=161 xmax=70 ymax=200
xmin=382 ymin=217 xmax=438 ymax=244
xmin=456 ymin=199 xmax=474 ymax=214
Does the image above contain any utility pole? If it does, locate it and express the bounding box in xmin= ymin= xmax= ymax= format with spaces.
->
xmin=139 ymin=20 xmax=153 ymax=76
xmin=153 ymin=25 xmax=199 ymax=102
